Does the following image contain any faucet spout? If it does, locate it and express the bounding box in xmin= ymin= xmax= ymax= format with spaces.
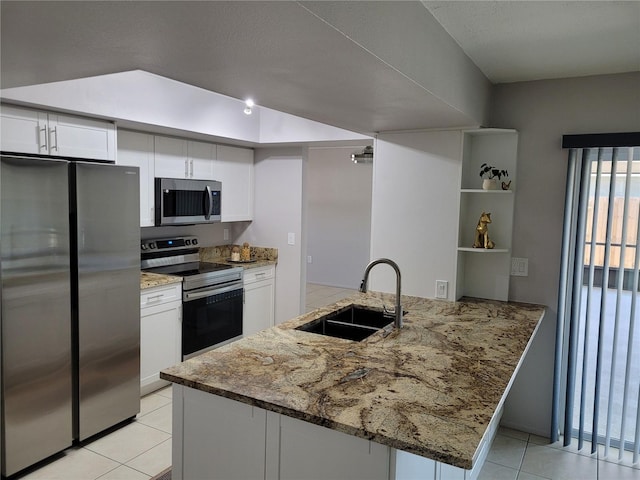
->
xmin=359 ymin=258 xmax=403 ymax=329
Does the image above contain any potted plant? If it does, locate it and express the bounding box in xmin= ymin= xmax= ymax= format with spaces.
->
xmin=479 ymin=163 xmax=508 ymax=190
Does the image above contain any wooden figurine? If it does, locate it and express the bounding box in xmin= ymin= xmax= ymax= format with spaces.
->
xmin=473 ymin=212 xmax=495 ymax=249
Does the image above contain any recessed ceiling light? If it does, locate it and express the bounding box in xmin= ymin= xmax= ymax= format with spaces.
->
xmin=244 ymin=98 xmax=254 ymax=115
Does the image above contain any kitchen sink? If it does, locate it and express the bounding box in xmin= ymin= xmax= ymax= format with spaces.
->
xmin=296 ymin=305 xmax=397 ymax=341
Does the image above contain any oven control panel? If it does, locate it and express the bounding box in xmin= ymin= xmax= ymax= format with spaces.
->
xmin=141 ymin=236 xmax=199 ymax=251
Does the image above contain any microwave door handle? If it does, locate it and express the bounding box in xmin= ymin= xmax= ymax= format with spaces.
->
xmin=204 ymin=185 xmax=213 ymax=220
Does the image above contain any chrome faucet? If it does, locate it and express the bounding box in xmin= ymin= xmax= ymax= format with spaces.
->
xmin=359 ymin=258 xmax=403 ymax=329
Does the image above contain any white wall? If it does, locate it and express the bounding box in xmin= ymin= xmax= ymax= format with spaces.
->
xmin=489 ymin=71 xmax=640 ymax=437
xmin=369 ymin=131 xmax=462 ymax=299
xmin=236 ymin=147 xmax=306 ymax=325
xmin=301 ymin=2 xmax=491 ymax=126
xmin=140 ymin=223 xmax=235 ymax=247
xmin=306 ymin=146 xmax=373 ymax=289
xmin=0 ymin=70 xmax=370 ymax=145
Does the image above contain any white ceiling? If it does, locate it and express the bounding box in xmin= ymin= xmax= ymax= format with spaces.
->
xmin=1 ymin=1 xmax=638 ymax=135
xmin=423 ymin=1 xmax=640 ymax=84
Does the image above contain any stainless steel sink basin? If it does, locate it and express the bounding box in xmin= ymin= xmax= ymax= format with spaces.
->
xmin=296 ymin=305 xmax=397 ymax=341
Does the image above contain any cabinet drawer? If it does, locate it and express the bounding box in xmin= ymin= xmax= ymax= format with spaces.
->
xmin=141 ymin=283 xmax=182 ymax=308
xmin=243 ymin=266 xmax=274 ymax=285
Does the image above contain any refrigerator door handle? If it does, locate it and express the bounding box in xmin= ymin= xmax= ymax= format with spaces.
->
xmin=204 ymin=185 xmax=213 ymax=220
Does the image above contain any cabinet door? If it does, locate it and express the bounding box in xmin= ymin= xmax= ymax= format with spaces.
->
xmin=117 ymin=131 xmax=155 ymax=227
xmin=277 ymin=414 xmax=389 ymax=480
xmin=244 ymin=277 xmax=275 ymax=336
xmin=0 ymin=105 xmax=47 ymax=154
xmin=187 ymin=140 xmax=216 ymax=180
xmin=154 ymin=135 xmax=188 ymax=178
xmin=140 ymin=300 xmax=181 ymax=396
xmin=48 ymin=113 xmax=116 ymax=161
xmin=181 ymin=388 xmax=267 ymax=480
xmin=216 ymin=145 xmax=254 ymax=222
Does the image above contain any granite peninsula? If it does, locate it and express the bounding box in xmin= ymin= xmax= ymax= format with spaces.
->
xmin=162 ymin=291 xmax=545 ymax=475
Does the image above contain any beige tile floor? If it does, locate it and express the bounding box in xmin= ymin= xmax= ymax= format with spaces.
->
xmin=14 ymin=284 xmax=640 ymax=479
xmin=13 ymin=387 xmax=173 ymax=480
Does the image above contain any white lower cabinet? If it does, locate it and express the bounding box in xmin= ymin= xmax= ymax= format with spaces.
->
xmin=178 ymin=389 xmax=266 ymax=480
xmin=243 ymin=265 xmax=275 ymax=336
xmin=276 ymin=413 xmax=389 ymax=480
xmin=173 ymin=385 xmax=388 ymax=480
xmin=140 ymin=283 xmax=182 ymax=396
xmin=173 ymin=385 xmax=495 ymax=480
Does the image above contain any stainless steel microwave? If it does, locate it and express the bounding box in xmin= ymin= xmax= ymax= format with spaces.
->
xmin=155 ymin=178 xmax=221 ymax=225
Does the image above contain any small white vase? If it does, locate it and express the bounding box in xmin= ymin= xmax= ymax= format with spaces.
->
xmin=482 ymin=178 xmax=498 ymax=190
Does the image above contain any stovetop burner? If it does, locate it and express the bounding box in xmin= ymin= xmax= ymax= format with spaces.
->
xmin=148 ymin=261 xmax=233 ymax=277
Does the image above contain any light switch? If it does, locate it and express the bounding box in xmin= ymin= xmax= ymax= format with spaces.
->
xmin=511 ymin=257 xmax=529 ymax=276
xmin=223 ymin=228 xmax=229 ymax=241
xmin=287 ymin=232 xmax=295 ymax=245
xmin=435 ymin=280 xmax=448 ymax=299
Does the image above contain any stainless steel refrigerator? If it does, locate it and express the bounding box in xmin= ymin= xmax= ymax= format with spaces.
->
xmin=1 ymin=155 xmax=140 ymax=477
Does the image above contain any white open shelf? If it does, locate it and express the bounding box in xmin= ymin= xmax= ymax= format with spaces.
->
xmin=460 ymin=189 xmax=513 ymax=194
xmin=455 ymin=128 xmax=518 ymax=301
xmin=458 ymin=247 xmax=509 ymax=253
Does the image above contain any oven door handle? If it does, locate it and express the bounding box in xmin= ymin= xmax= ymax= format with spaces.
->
xmin=183 ymin=283 xmax=242 ymax=302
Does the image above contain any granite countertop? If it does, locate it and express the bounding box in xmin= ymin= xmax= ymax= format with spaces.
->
xmin=141 ymin=244 xmax=277 ymax=289
xmin=140 ymin=272 xmax=182 ymax=290
xmin=209 ymin=258 xmax=276 ymax=270
xmin=161 ymin=292 xmax=545 ymax=470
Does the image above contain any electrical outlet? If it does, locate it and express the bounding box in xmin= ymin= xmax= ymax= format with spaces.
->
xmin=223 ymin=228 xmax=229 ymax=241
xmin=435 ymin=280 xmax=448 ymax=299
xmin=511 ymin=257 xmax=529 ymax=276
xmin=287 ymin=232 xmax=295 ymax=245
xmin=307 ymin=255 xmax=312 ymax=264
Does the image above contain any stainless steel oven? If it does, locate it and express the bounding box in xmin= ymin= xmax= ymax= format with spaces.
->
xmin=182 ymin=281 xmax=243 ymax=359
xmin=141 ymin=236 xmax=243 ymax=360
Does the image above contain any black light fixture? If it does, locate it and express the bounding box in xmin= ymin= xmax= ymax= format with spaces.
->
xmin=351 ymin=146 xmax=373 ymax=164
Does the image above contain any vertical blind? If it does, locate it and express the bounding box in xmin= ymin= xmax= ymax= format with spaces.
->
xmin=554 ymin=132 xmax=640 ymax=461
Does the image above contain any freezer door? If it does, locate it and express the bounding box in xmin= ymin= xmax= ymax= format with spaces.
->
xmin=0 ymin=156 xmax=72 ymax=476
xmin=73 ymin=162 xmax=140 ymax=441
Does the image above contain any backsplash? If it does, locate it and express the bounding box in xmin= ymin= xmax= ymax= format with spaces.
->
xmin=200 ymin=245 xmax=278 ymax=262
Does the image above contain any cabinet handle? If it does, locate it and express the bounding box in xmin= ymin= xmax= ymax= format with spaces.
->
xmin=189 ymin=159 xmax=194 ymax=177
xmin=50 ymin=127 xmax=58 ymax=151
xmin=39 ymin=126 xmax=48 ymax=150
xmin=255 ymin=272 xmax=266 ymax=277
xmin=145 ymin=294 xmax=164 ymax=303
xmin=185 ymin=159 xmax=189 ymax=178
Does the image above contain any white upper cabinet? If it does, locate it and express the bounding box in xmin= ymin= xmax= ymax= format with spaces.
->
xmin=0 ymin=104 xmax=116 ymax=161
xmin=117 ymin=130 xmax=155 ymax=227
xmin=187 ymin=140 xmax=216 ymax=180
xmin=154 ymin=135 xmax=216 ymax=180
xmin=154 ymin=135 xmax=188 ymax=178
xmin=215 ymin=145 xmax=254 ymax=222
xmin=116 ymin=131 xmax=253 ymax=224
